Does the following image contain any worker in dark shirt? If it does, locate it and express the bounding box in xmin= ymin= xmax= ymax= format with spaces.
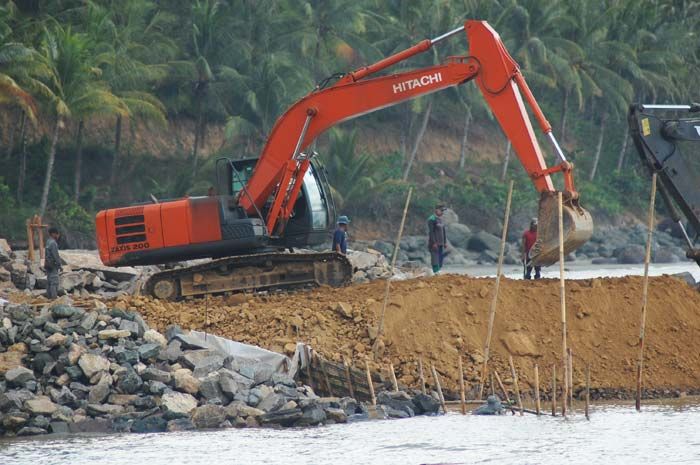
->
xmin=428 ymin=204 xmax=448 ymax=273
xmin=332 ymin=215 xmax=350 ymax=255
xmin=44 ymin=227 xmax=63 ymax=299
xmin=521 ymin=218 xmax=541 ymax=279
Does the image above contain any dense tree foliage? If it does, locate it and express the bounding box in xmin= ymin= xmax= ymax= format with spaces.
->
xmin=1 ymin=0 xmax=699 ymax=241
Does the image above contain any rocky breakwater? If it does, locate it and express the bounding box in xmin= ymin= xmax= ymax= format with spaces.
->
xmin=0 ymin=299 xmax=441 ymax=437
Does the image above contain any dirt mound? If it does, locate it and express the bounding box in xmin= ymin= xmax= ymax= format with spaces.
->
xmin=121 ymin=274 xmax=700 ymax=393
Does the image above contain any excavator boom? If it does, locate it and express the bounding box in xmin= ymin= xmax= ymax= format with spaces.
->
xmin=241 ymin=20 xmax=592 ymax=264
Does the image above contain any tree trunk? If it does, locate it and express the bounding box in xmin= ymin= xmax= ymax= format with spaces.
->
xmin=17 ymin=112 xmax=28 ymax=204
xmin=559 ymin=89 xmax=569 ymax=142
xmin=402 ymin=99 xmax=433 ymax=181
xmin=110 ymin=114 xmax=122 ymax=186
xmin=73 ymin=120 xmax=85 ymax=203
xmin=616 ymin=121 xmax=629 ymax=171
xmin=39 ymin=117 xmax=62 ymax=217
xmin=501 ymin=141 xmax=512 ymax=182
xmin=6 ymin=108 xmax=18 ymax=159
xmin=458 ymin=112 xmax=472 ymax=171
xmin=192 ymin=113 xmax=203 ymax=176
xmin=589 ymin=113 xmax=607 ymax=182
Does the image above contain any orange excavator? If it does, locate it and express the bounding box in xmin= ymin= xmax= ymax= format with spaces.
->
xmin=96 ymin=20 xmax=593 ymax=300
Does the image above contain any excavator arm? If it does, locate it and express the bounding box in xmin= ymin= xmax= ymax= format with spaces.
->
xmin=241 ymin=20 xmax=593 ymax=265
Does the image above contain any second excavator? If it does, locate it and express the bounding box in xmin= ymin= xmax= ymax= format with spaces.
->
xmin=95 ymin=20 xmax=593 ymax=300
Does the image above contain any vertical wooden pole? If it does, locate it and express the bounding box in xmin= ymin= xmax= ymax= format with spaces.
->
xmin=568 ymin=348 xmax=574 ymax=408
xmin=534 ymin=364 xmax=541 ymax=416
xmin=343 ymin=358 xmax=355 ymax=399
xmin=430 ymin=364 xmax=447 ymax=414
xmin=389 ymin=363 xmax=399 ymax=392
xmin=490 ymin=373 xmax=495 ymax=396
xmin=458 ymin=356 xmax=467 ymax=415
xmin=508 ymin=356 xmax=523 ymax=416
xmin=37 ymin=217 xmax=45 ymax=261
xmin=636 ymin=173 xmax=657 ymax=412
xmin=26 ymin=218 xmax=34 ymax=262
xmin=478 ymin=180 xmax=514 ymax=399
xmin=319 ymin=355 xmax=334 ymax=397
xmin=551 ymin=364 xmax=557 ymax=417
xmin=585 ymin=364 xmax=591 ymax=420
xmin=373 ymin=187 xmax=413 ymax=354
xmin=304 ymin=345 xmax=314 ymax=390
xmin=365 ymin=360 xmax=376 ymax=406
xmin=418 ymin=357 xmax=426 ymax=395
xmin=558 ymin=191 xmax=568 ymax=418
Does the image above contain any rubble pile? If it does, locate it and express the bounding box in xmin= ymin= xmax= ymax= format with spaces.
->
xmin=0 ymin=299 xmax=440 ymax=437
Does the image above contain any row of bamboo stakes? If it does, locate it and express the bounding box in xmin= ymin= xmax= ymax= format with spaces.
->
xmin=362 ymin=173 xmax=659 ymax=417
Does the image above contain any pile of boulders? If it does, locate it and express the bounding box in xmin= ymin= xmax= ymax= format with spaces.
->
xmin=0 ymin=243 xmax=149 ymax=300
xmin=0 ymin=299 xmax=441 ymax=437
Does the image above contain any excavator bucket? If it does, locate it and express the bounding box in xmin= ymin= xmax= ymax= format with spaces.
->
xmin=530 ymin=192 xmax=594 ymax=266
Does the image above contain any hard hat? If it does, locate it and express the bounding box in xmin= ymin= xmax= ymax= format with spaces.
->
xmin=531 ymin=217 xmax=538 ymax=225
xmin=337 ymin=215 xmax=350 ymax=225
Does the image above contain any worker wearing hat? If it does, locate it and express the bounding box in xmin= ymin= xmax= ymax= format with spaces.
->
xmin=522 ymin=217 xmax=541 ymax=279
xmin=332 ymin=215 xmax=350 ymax=255
xmin=428 ymin=204 xmax=448 ymax=273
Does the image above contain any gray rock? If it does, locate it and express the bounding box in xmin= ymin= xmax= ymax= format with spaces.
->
xmin=116 ymin=369 xmax=143 ymax=394
xmin=467 ymin=231 xmax=501 ymax=252
xmin=114 ymin=347 xmax=139 ymax=365
xmin=257 ymin=392 xmax=287 ymax=412
xmin=131 ymin=415 xmax=167 ymax=433
xmin=43 ymin=322 xmax=63 ymax=335
xmin=29 ymin=415 xmax=50 ymax=429
xmin=271 ymin=372 xmax=296 ymax=388
xmin=260 ymin=407 xmax=303 ymax=427
xmin=193 ymin=354 xmax=225 ymax=378
xmin=615 ymin=245 xmax=645 ymax=264
xmin=338 ymin=397 xmax=359 ymax=416
xmin=118 ymin=319 xmax=139 ymax=336
xmin=162 ymin=340 xmax=183 ymax=363
xmin=68 ymin=418 xmax=114 ymax=433
xmin=0 ymin=390 xmax=34 ymax=412
xmin=218 ymin=372 xmax=239 ymax=399
xmin=166 ymin=418 xmax=195 ymax=432
xmin=178 ymin=349 xmax=220 ymax=370
xmin=79 ymin=312 xmax=98 ymax=331
xmin=199 ymin=373 xmax=224 ymax=401
xmin=98 ymin=329 xmax=131 ymax=340
xmin=88 ymin=379 xmax=112 ymax=404
xmin=50 ymin=386 xmax=78 ymax=407
xmin=377 ymin=391 xmax=415 ymax=417
xmin=161 ymin=390 xmax=198 ymax=417
xmin=51 ymin=304 xmax=79 ymax=319
xmin=324 ymin=407 xmax=348 ymax=423
xmin=133 ymin=313 xmax=149 ymax=337
xmin=147 ymin=381 xmax=168 ymax=395
xmin=17 ymin=426 xmax=47 ymax=436
xmin=174 ymin=333 xmax=209 ymax=350
xmin=137 ymin=343 xmax=160 ymax=360
xmin=78 ymin=354 xmax=110 ymax=378
xmin=65 ymin=365 xmax=84 ymax=380
xmin=165 ymin=324 xmax=183 ymax=342
xmin=5 ymin=366 xmax=35 ymax=387
xmin=141 ymin=367 xmax=171 ymax=384
xmin=49 ymin=421 xmax=70 ymax=434
xmin=447 ymin=223 xmax=472 ymax=248
xmin=412 ymin=393 xmax=441 ymax=415
xmin=143 ymin=329 xmax=167 ymax=348
xmin=87 ymin=403 xmax=124 ymax=416
xmin=24 ymin=396 xmax=58 ymax=415
xmin=172 ymin=369 xmax=200 ymax=395
xmin=295 ymin=404 xmax=327 ymax=426
xmin=191 ymin=404 xmax=226 ymax=429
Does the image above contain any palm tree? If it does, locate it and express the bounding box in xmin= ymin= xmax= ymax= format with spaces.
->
xmin=34 ymin=22 xmax=128 ymax=216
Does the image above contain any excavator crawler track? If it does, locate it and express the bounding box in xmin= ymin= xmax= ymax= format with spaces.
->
xmin=144 ymin=252 xmax=353 ymax=301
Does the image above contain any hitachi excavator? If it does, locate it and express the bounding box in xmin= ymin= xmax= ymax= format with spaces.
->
xmin=96 ymin=20 xmax=593 ymax=300
xmin=628 ymin=102 xmax=700 ymax=266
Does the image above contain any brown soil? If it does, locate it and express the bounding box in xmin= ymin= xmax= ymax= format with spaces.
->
xmin=121 ymin=274 xmax=700 ymax=393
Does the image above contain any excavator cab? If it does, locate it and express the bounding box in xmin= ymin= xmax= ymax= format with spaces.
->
xmin=217 ymin=157 xmax=336 ymax=248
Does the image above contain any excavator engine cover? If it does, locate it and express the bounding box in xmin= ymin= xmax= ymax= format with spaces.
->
xmin=530 ymin=192 xmax=593 ymax=266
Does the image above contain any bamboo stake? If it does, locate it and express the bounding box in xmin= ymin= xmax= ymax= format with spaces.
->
xmin=478 ymin=180 xmax=515 ymax=399
xmin=458 ymin=355 xmax=467 ymax=415
xmin=585 ymin=364 xmax=591 ymax=420
xmin=343 ymin=358 xmax=355 ymax=399
xmin=26 ymin=218 xmax=34 ymax=262
xmin=373 ymin=187 xmax=413 ymax=354
xmin=568 ymin=348 xmax=574 ymax=408
xmin=636 ymin=173 xmax=657 ymax=412
xmin=490 ymin=373 xmax=495 ymax=396
xmin=37 ymin=216 xmax=45 ymax=261
xmin=493 ymin=369 xmax=514 ymax=416
xmin=430 ymin=364 xmax=448 ymax=414
xmin=558 ymin=191 xmax=568 ymax=418
xmin=508 ymin=356 xmax=524 ymax=416
xmin=418 ymin=357 xmax=426 ymax=395
xmin=304 ymin=345 xmax=313 ymax=390
xmin=365 ymin=360 xmax=376 ymax=406
xmin=389 ymin=363 xmax=399 ymax=392
xmin=551 ymin=364 xmax=557 ymax=417
xmin=534 ymin=364 xmax=541 ymax=416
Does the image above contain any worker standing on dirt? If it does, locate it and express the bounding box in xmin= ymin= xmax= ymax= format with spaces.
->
xmin=44 ymin=227 xmax=63 ymax=299
xmin=522 ymin=218 xmax=541 ymax=279
xmin=332 ymin=216 xmax=350 ymax=255
xmin=428 ymin=205 xmax=448 ymax=273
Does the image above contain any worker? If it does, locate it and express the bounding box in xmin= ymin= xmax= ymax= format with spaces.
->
xmin=472 ymin=395 xmax=504 ymax=415
xmin=207 ymin=186 xmax=216 ymax=197
xmin=332 ymin=215 xmax=350 ymax=255
xmin=522 ymin=218 xmax=541 ymax=279
xmin=44 ymin=227 xmax=63 ymax=299
xmin=428 ymin=204 xmax=448 ymax=273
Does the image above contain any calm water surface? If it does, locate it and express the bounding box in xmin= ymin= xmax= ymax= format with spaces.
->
xmin=2 ymin=402 xmax=699 ymax=465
